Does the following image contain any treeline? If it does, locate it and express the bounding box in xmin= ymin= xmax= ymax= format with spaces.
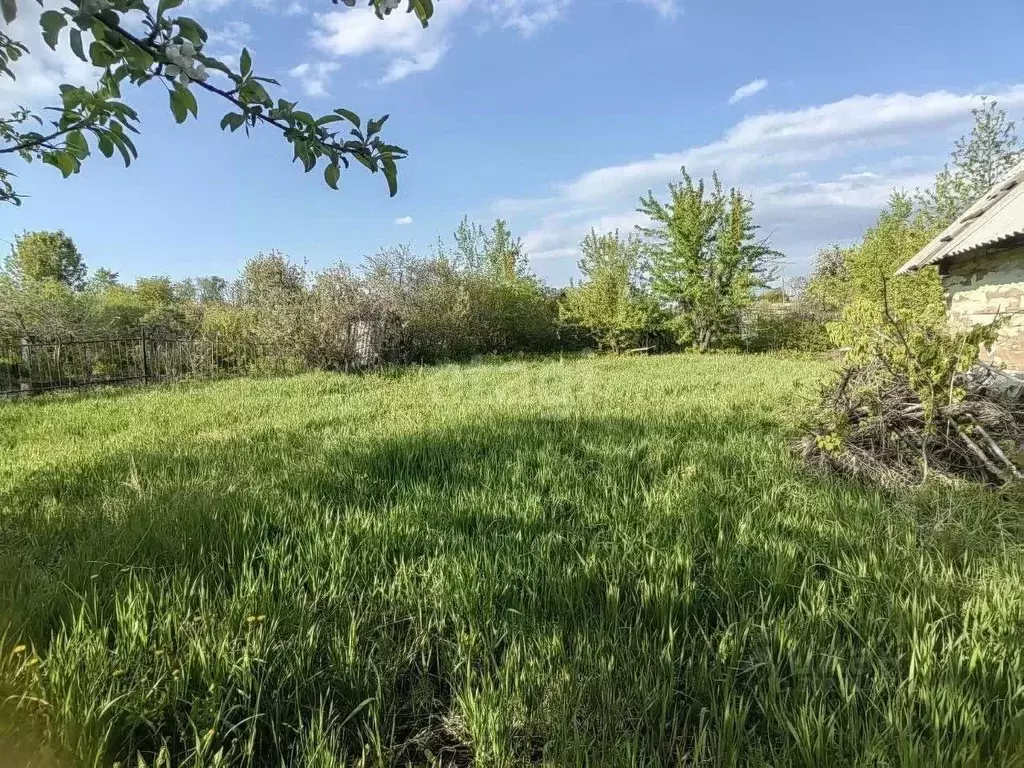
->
xmin=0 ymin=220 xmax=582 ymax=370
xmin=3 ymin=100 xmax=1017 ymax=373
xmin=0 ymin=174 xmax=795 ymax=367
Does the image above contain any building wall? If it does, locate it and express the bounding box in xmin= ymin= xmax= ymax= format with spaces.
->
xmin=942 ymin=247 xmax=1024 ymax=372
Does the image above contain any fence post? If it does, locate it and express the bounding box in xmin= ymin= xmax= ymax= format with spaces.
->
xmin=20 ymin=338 xmax=34 ymax=394
xmin=141 ymin=329 xmax=150 ymax=384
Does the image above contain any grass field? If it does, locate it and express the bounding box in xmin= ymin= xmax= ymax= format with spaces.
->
xmin=2 ymin=353 xmax=1024 ymax=766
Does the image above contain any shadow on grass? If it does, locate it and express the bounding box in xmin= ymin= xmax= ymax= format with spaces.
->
xmin=2 ymin=404 xmax=1023 ymax=765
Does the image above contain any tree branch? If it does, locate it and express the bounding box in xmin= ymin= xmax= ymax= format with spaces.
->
xmin=97 ymin=17 xmax=366 ymax=161
xmin=0 ymin=118 xmax=92 ymax=155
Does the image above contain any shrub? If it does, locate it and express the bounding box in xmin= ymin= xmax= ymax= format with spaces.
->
xmin=800 ymin=295 xmax=1021 ymax=486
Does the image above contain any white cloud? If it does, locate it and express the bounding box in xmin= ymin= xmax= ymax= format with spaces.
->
xmin=488 ymin=0 xmax=571 ymax=36
xmin=289 ymin=60 xmax=342 ymax=97
xmin=629 ymin=0 xmax=681 ymax=19
xmin=729 ymin=78 xmax=767 ymax=105
xmin=394 ymin=216 xmax=414 ymax=225
xmin=0 ymin=1 xmax=98 ymax=108
xmin=205 ymin=20 xmax=253 ymax=61
xmin=312 ymin=0 xmax=468 ymax=83
xmin=185 ymin=0 xmax=235 ymax=10
xmin=382 ymin=45 xmax=449 ymax=84
xmin=188 ymin=0 xmax=297 ymax=11
xmin=310 ymin=0 xmax=674 ymax=85
xmin=501 ymin=85 xmax=1024 ymax=270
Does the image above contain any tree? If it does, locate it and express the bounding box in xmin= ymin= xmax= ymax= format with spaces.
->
xmin=482 ymin=219 xmax=530 ymax=283
xmin=638 ymin=168 xmax=780 ymax=351
xmin=5 ymin=230 xmax=87 ymax=289
xmin=804 ymin=244 xmax=852 ymax=314
xmin=134 ymin=275 xmax=174 ymax=307
xmin=0 ymin=271 xmax=85 ymax=339
xmin=0 ymin=0 xmax=438 ymax=206
xmin=917 ymin=99 xmax=1023 ymax=229
xmin=196 ymin=275 xmax=228 ymax=304
xmin=826 ymin=194 xmax=945 ymax=348
xmin=88 ymin=266 xmax=120 ymax=290
xmin=560 ymin=230 xmax=653 ymax=352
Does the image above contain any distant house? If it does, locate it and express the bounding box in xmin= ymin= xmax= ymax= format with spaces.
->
xmin=898 ymin=160 xmax=1024 ymax=373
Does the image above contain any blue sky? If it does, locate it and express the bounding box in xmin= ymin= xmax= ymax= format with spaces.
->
xmin=1 ymin=0 xmax=1023 ymax=285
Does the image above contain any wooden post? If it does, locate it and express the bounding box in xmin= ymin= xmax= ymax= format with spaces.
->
xmin=20 ymin=338 xmax=33 ymax=394
xmin=140 ymin=329 xmax=150 ymax=384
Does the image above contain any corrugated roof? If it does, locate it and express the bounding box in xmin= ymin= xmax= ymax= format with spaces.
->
xmin=897 ymin=158 xmax=1024 ymax=274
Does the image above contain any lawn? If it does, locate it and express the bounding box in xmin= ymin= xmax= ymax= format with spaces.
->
xmin=1 ymin=353 xmax=1023 ymax=766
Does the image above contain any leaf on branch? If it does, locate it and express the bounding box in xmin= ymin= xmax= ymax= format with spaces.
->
xmin=332 ymin=108 xmax=361 ymax=128
xmin=175 ymin=17 xmax=208 ymax=44
xmin=219 ymin=112 xmax=245 ymax=132
xmin=40 ymin=10 xmax=67 ymax=51
xmin=65 ymin=130 xmax=89 ymax=159
xmin=157 ymin=0 xmax=185 ymax=17
xmin=366 ymin=114 xmax=389 ymax=137
xmin=381 ymin=155 xmax=398 ymax=197
xmin=89 ymin=40 xmax=118 ymax=68
xmin=351 ymin=152 xmax=375 ymax=172
xmin=43 ymin=150 xmax=77 ymax=178
xmin=97 ymin=133 xmax=115 ymax=158
xmin=169 ymin=86 xmax=193 ymax=124
xmin=1 ymin=0 xmax=16 ymax=24
xmin=410 ymin=0 xmax=433 ymax=27
xmin=324 ymin=162 xmax=340 ymax=190
xmin=239 ymin=47 xmax=252 ymax=78
xmin=107 ymin=131 xmax=134 ymax=166
xmin=69 ymin=28 xmax=87 ymax=62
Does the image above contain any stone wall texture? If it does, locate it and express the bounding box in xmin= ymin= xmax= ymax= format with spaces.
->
xmin=943 ymin=247 xmax=1024 ymax=372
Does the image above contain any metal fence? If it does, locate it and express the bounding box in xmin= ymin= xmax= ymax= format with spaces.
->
xmin=0 ymin=334 xmax=308 ymax=397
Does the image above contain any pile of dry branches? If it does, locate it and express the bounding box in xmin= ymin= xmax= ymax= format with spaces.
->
xmin=800 ymin=361 xmax=1024 ymax=487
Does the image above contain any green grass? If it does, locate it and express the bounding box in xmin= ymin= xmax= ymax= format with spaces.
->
xmin=2 ymin=353 xmax=1023 ymax=766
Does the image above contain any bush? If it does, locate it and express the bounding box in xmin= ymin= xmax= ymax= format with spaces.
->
xmin=800 ymin=301 xmax=1022 ymax=486
xmin=741 ymin=303 xmax=833 ymax=353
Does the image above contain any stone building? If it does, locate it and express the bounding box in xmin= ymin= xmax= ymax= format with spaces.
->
xmin=898 ymin=160 xmax=1024 ymax=373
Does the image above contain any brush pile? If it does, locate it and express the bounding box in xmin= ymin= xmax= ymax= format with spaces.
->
xmin=800 ymin=360 xmax=1023 ymax=486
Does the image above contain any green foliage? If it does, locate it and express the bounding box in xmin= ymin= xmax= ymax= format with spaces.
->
xmin=196 ymin=275 xmax=228 ymax=303
xmin=87 ymin=266 xmax=119 ymax=290
xmin=2 ymin=354 xmax=1024 ymax=764
xmin=803 ymin=244 xmax=851 ymax=315
xmin=917 ymin=98 xmax=1023 ymax=230
xmin=639 ymin=168 xmax=780 ymax=351
xmin=0 ymin=272 xmax=84 ymax=339
xmin=741 ymin=302 xmax=833 ymax=353
xmin=805 ymin=101 xmax=1022 ymax=352
xmin=843 ymin=280 xmax=1002 ymax=424
xmin=824 ymin=195 xmax=945 ymax=349
xmin=5 ymin=230 xmax=87 ymax=290
xmin=0 ymin=0 xmax=435 ymax=204
xmin=560 ymin=229 xmax=658 ymax=352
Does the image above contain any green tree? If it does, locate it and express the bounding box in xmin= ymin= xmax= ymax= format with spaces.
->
xmin=0 ymin=0 xmax=437 ymax=205
xmin=638 ymin=168 xmax=780 ymax=351
xmin=560 ymin=230 xmax=653 ymax=352
xmin=0 ymin=271 xmax=85 ymax=340
xmin=5 ymin=230 xmax=87 ymax=290
xmin=134 ymin=276 xmax=174 ymax=307
xmin=237 ymin=251 xmax=309 ymax=351
xmin=483 ymin=219 xmax=529 ymax=284
xmin=88 ymin=267 xmax=120 ymax=290
xmin=827 ymin=194 xmax=945 ymax=347
xmin=196 ymin=275 xmax=228 ymax=304
xmin=804 ymin=244 xmax=852 ymax=314
xmin=918 ymin=99 xmax=1023 ymax=229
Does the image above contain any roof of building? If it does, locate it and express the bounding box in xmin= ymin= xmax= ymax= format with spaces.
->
xmin=897 ymin=158 xmax=1024 ymax=274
